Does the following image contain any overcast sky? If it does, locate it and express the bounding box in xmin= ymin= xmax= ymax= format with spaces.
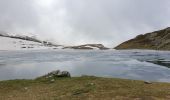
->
xmin=0 ymin=0 xmax=170 ymax=47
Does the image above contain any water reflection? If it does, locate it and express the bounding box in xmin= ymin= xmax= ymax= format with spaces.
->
xmin=147 ymin=60 xmax=170 ymax=68
xmin=0 ymin=50 xmax=170 ymax=82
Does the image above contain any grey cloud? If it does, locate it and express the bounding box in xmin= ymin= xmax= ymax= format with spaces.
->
xmin=64 ymin=0 xmax=170 ymax=46
xmin=0 ymin=0 xmax=38 ymax=33
xmin=0 ymin=0 xmax=170 ymax=47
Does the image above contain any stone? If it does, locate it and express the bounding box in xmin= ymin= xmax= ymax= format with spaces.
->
xmin=42 ymin=70 xmax=71 ymax=78
xmin=24 ymin=87 xmax=28 ymax=90
xmin=50 ymin=79 xmax=55 ymax=82
xmin=90 ymin=83 xmax=94 ymax=85
xmin=60 ymin=71 xmax=71 ymax=77
xmin=144 ymin=81 xmax=152 ymax=84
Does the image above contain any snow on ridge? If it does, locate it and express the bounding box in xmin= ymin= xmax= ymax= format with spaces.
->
xmin=83 ymin=45 xmax=100 ymax=50
xmin=0 ymin=32 xmax=42 ymax=42
xmin=0 ymin=32 xmax=64 ymax=51
xmin=0 ymin=36 xmax=65 ymax=51
xmin=0 ymin=37 xmax=51 ymax=50
xmin=0 ymin=31 xmax=38 ymax=38
xmin=0 ymin=32 xmax=109 ymax=51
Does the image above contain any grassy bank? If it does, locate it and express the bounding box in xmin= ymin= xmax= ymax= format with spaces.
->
xmin=0 ymin=76 xmax=170 ymax=100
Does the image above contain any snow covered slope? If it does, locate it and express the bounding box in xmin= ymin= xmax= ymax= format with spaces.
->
xmin=0 ymin=32 xmax=63 ymax=50
xmin=0 ymin=32 xmax=109 ymax=51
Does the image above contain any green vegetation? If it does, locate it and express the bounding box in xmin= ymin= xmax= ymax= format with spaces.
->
xmin=1 ymin=76 xmax=170 ymax=100
xmin=115 ymin=27 xmax=170 ymax=50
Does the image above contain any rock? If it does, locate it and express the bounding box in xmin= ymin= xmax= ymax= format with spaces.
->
xmin=144 ymin=81 xmax=152 ymax=84
xmin=63 ymin=44 xmax=109 ymax=50
xmin=50 ymin=70 xmax=60 ymax=75
xmin=24 ymin=87 xmax=28 ymax=90
xmin=42 ymin=70 xmax=71 ymax=78
xmin=50 ymin=79 xmax=55 ymax=82
xmin=61 ymin=71 xmax=71 ymax=77
xmin=88 ymin=83 xmax=95 ymax=86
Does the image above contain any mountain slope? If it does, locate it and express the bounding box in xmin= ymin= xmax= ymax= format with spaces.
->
xmin=0 ymin=32 xmax=109 ymax=50
xmin=0 ymin=32 xmax=63 ymax=50
xmin=115 ymin=27 xmax=170 ymax=50
xmin=64 ymin=44 xmax=109 ymax=50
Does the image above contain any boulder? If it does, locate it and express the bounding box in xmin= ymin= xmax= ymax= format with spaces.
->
xmin=144 ymin=81 xmax=152 ymax=84
xmin=43 ymin=70 xmax=71 ymax=78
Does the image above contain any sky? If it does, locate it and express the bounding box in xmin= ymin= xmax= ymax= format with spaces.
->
xmin=0 ymin=0 xmax=170 ymax=47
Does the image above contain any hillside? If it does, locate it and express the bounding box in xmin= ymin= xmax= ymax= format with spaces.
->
xmin=0 ymin=32 xmax=109 ymax=50
xmin=115 ymin=27 xmax=170 ymax=50
xmin=0 ymin=32 xmax=63 ymax=50
xmin=64 ymin=44 xmax=109 ymax=50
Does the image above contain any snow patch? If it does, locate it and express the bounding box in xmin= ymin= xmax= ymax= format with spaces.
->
xmin=0 ymin=36 xmax=59 ymax=50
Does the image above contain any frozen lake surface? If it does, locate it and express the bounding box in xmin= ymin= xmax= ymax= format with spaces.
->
xmin=0 ymin=49 xmax=170 ymax=82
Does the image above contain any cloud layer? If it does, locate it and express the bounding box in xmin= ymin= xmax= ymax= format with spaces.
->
xmin=0 ymin=0 xmax=170 ymax=47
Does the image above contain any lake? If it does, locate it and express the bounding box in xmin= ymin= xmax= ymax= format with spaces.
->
xmin=0 ymin=49 xmax=170 ymax=82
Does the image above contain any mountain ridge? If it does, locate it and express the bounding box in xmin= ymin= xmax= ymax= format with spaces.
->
xmin=115 ymin=27 xmax=170 ymax=50
xmin=0 ymin=32 xmax=109 ymax=50
xmin=0 ymin=32 xmax=63 ymax=50
xmin=64 ymin=44 xmax=109 ymax=50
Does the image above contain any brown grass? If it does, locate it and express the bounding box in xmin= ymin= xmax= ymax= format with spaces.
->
xmin=0 ymin=76 xmax=170 ymax=100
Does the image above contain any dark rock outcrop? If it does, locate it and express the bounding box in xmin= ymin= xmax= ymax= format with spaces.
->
xmin=115 ymin=27 xmax=170 ymax=50
xmin=42 ymin=70 xmax=71 ymax=78
xmin=0 ymin=33 xmax=42 ymax=43
xmin=64 ymin=44 xmax=109 ymax=50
